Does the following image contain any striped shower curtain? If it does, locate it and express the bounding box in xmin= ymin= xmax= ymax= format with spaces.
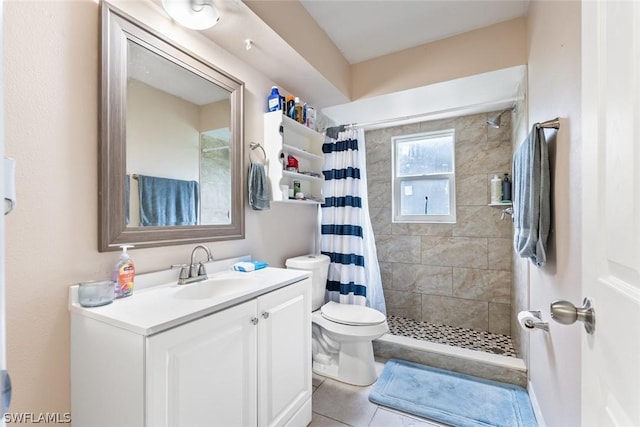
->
xmin=320 ymin=128 xmax=386 ymax=314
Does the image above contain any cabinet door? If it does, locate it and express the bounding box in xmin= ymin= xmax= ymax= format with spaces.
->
xmin=257 ymin=279 xmax=312 ymax=427
xmin=146 ymin=299 xmax=258 ymax=427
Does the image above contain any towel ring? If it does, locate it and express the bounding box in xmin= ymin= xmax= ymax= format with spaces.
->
xmin=249 ymin=142 xmax=266 ymax=164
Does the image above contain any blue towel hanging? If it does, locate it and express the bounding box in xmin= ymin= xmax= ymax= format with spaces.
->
xmin=248 ymin=163 xmax=270 ymax=210
xmin=513 ymin=125 xmax=551 ymax=267
xmin=137 ymin=175 xmax=199 ymax=226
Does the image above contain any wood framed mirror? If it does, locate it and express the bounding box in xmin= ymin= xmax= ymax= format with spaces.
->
xmin=99 ymin=2 xmax=244 ymax=251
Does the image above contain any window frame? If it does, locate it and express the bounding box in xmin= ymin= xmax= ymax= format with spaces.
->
xmin=391 ymin=129 xmax=457 ymax=223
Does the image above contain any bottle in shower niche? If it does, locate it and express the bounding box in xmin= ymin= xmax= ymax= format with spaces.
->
xmin=490 ymin=175 xmax=502 ymax=204
xmin=267 ymin=86 xmax=281 ymax=112
xmin=502 ymin=173 xmax=512 ymax=202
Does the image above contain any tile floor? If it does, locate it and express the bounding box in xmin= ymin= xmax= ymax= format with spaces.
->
xmin=309 ymin=364 xmax=448 ymax=427
xmin=308 ymin=316 xmax=518 ymax=426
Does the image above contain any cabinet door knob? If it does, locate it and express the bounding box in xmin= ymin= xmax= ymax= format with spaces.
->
xmin=262 ymin=312 xmax=270 ymax=319
xmin=250 ymin=317 xmax=259 ymax=325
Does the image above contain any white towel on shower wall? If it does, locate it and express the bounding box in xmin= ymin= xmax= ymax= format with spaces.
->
xmin=513 ymin=125 xmax=550 ymax=267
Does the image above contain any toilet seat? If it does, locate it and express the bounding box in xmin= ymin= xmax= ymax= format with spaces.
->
xmin=320 ymin=301 xmax=386 ymax=326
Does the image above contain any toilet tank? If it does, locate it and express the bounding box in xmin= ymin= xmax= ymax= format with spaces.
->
xmin=285 ymin=254 xmax=330 ymax=311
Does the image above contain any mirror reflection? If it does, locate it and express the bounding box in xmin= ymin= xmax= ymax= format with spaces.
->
xmin=99 ymin=3 xmax=244 ymax=252
xmin=126 ymin=40 xmax=232 ymax=227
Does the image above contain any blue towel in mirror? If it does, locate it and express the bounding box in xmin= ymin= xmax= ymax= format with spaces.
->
xmin=137 ymin=175 xmax=199 ymax=226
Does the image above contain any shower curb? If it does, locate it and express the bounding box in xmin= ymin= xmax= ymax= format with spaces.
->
xmin=373 ymin=333 xmax=527 ymax=388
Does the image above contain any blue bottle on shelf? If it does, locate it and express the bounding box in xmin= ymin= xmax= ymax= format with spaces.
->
xmin=267 ymin=86 xmax=282 ymax=112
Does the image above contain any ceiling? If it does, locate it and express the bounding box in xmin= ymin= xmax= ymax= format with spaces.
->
xmin=299 ymin=0 xmax=530 ymax=64
xmin=153 ymin=0 xmax=530 ymax=126
xmin=296 ymin=0 xmax=530 ymax=125
xmin=128 ymin=41 xmax=229 ymax=105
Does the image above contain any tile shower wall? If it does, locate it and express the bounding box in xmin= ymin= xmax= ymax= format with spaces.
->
xmin=366 ymin=112 xmax=514 ymax=335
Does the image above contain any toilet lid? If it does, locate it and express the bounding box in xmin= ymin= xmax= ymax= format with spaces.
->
xmin=320 ymin=301 xmax=386 ymax=326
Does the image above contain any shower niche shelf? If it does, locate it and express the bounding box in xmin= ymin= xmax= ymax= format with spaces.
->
xmin=488 ymin=202 xmax=513 ymax=207
xmin=264 ymin=111 xmax=325 ymax=204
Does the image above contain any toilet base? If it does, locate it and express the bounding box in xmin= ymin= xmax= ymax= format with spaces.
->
xmin=313 ymin=341 xmax=378 ymax=386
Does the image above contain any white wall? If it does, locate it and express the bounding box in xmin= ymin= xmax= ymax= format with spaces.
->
xmin=525 ymin=1 xmax=582 ymax=425
xmin=4 ymin=0 xmax=317 ymax=415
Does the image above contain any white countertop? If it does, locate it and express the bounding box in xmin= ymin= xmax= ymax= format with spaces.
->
xmin=69 ymin=266 xmax=310 ymax=336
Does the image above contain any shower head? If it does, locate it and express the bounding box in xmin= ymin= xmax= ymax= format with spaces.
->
xmin=487 ymin=107 xmax=515 ymax=128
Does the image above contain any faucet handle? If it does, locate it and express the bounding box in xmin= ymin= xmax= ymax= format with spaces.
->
xmin=171 ymin=264 xmax=190 ymax=280
xmin=197 ymin=262 xmax=208 ymax=277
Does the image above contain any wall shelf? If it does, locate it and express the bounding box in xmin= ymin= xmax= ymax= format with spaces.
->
xmin=282 ymin=143 xmax=324 ymax=162
xmin=282 ymin=170 xmax=324 ymax=183
xmin=273 ymin=199 xmax=323 ymax=205
xmin=489 ymin=202 xmax=512 ymax=207
xmin=264 ymin=111 xmax=325 ymax=203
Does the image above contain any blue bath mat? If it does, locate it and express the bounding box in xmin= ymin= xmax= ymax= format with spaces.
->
xmin=369 ymin=359 xmax=537 ymax=427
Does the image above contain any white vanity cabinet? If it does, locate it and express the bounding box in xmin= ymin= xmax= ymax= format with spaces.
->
xmin=71 ymin=276 xmax=312 ymax=427
xmin=264 ymin=111 xmax=325 ymax=204
xmin=146 ymin=299 xmax=258 ymax=426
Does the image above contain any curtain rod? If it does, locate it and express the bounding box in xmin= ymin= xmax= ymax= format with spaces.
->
xmin=341 ymin=101 xmax=517 ymax=130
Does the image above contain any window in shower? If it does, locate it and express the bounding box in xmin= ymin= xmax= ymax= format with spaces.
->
xmin=392 ymin=129 xmax=456 ymax=223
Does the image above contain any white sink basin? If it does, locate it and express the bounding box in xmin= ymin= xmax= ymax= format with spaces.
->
xmin=174 ymin=275 xmax=260 ymax=300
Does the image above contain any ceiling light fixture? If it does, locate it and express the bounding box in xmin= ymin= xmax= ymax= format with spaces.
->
xmin=162 ymin=0 xmax=221 ymax=30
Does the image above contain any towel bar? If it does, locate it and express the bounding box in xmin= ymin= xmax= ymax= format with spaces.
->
xmin=536 ymin=118 xmax=560 ymax=129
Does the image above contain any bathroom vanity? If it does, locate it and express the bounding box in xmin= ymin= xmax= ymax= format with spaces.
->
xmin=69 ymin=263 xmax=311 ymax=427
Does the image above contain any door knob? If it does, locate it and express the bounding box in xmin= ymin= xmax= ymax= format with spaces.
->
xmin=550 ymin=297 xmax=595 ymax=334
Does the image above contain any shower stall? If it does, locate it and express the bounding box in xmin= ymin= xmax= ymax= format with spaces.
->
xmin=365 ymin=109 xmax=522 ymax=362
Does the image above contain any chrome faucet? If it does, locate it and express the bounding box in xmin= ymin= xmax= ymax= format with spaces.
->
xmin=189 ymin=245 xmax=213 ymax=278
xmin=172 ymin=245 xmax=213 ymax=285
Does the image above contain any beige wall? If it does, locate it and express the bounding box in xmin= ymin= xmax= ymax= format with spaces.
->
xmin=4 ymin=0 xmax=317 ymax=416
xmin=525 ymin=0 xmax=582 ymax=425
xmin=244 ymin=0 xmax=351 ymax=100
xmin=200 ymin=98 xmax=230 ymax=132
xmin=243 ymin=5 xmax=527 ymax=106
xmin=366 ymin=112 xmax=513 ymax=336
xmin=352 ymin=18 xmax=528 ymax=100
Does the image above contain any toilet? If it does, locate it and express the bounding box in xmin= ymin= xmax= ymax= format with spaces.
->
xmin=286 ymin=254 xmax=388 ymax=386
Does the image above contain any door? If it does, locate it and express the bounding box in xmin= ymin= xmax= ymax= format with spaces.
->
xmin=146 ymin=299 xmax=258 ymax=427
xmin=257 ymin=279 xmax=312 ymax=427
xmin=582 ymin=1 xmax=640 ymax=425
xmin=0 ymin=1 xmax=8 ymax=423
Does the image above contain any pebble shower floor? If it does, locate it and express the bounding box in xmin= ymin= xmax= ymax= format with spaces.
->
xmin=387 ymin=315 xmax=517 ymax=357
